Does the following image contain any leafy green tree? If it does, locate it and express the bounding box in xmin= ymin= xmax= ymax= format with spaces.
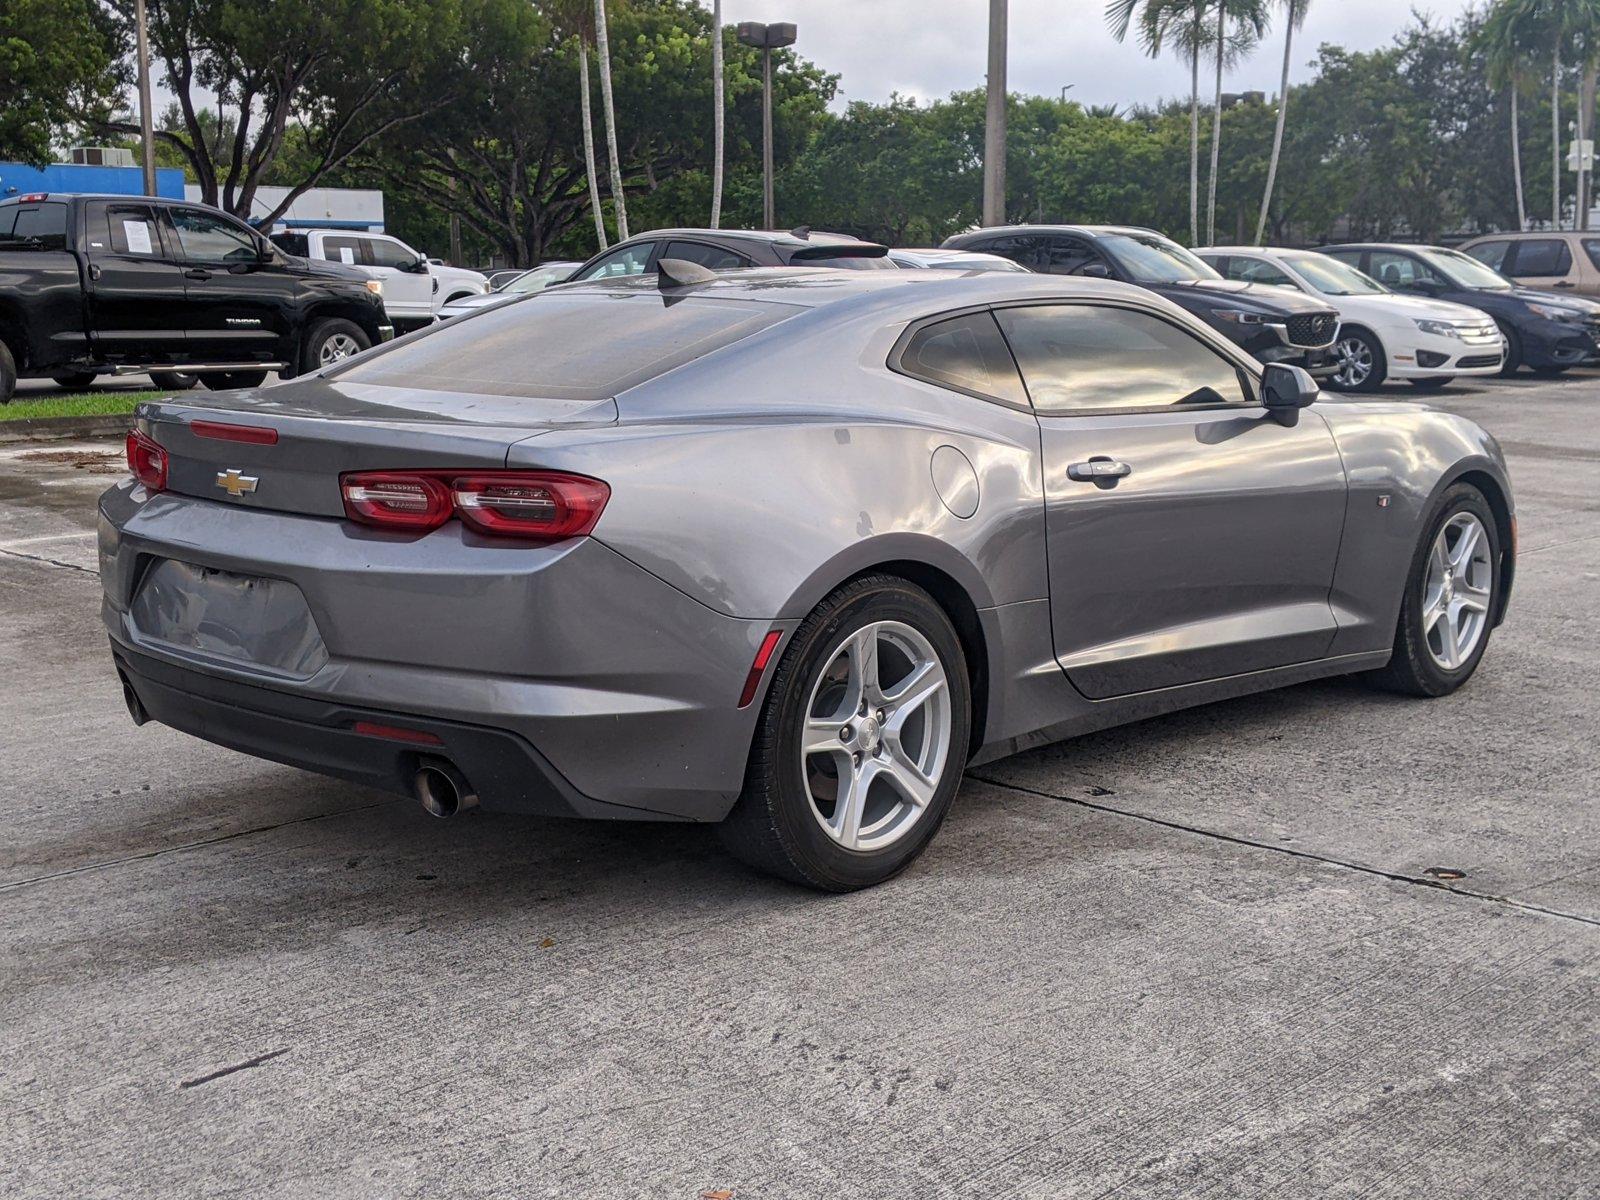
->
xmin=1256 ymin=0 xmax=1311 ymax=243
xmin=0 ymin=0 xmax=127 ymax=166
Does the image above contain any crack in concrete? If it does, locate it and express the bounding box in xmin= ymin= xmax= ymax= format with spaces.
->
xmin=0 ymin=546 xmax=99 ymax=576
xmin=0 ymin=800 xmax=391 ymax=892
xmin=179 ymin=1047 xmax=290 ymax=1089
xmin=970 ymin=773 xmax=1600 ymax=930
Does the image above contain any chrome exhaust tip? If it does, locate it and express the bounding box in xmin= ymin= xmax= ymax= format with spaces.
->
xmin=413 ymin=759 xmax=479 ymax=819
xmin=119 ymin=672 xmax=148 ymax=727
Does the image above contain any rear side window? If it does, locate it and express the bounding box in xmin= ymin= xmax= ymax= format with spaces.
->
xmin=663 ymin=240 xmax=748 ymax=270
xmin=0 ymin=203 xmax=68 ymax=251
xmin=1467 ymin=240 xmax=1511 ymax=271
xmin=896 ymin=312 xmax=1027 ymax=406
xmin=332 ymin=294 xmax=802 ymax=400
xmin=1509 ymin=238 xmax=1572 ymax=276
xmin=367 ymin=237 xmax=418 ymax=269
xmin=996 ymin=304 xmax=1249 ymax=414
xmin=104 ymin=204 xmax=163 ymax=257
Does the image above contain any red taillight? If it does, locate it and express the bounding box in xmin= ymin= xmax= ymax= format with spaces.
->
xmin=738 ymin=630 xmax=785 ymax=708
xmin=340 ymin=472 xmax=453 ymax=531
xmin=352 ymin=720 xmax=442 ymax=746
xmin=126 ymin=429 xmax=167 ymax=491
xmin=339 ymin=470 xmax=610 ymax=540
xmin=191 ymin=419 xmax=279 ymax=445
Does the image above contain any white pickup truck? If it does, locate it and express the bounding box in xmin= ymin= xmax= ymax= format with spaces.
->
xmin=269 ymin=229 xmax=488 ymax=331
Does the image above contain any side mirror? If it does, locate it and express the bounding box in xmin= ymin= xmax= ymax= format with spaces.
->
xmin=1261 ymin=363 xmax=1318 ymax=426
xmin=406 ymin=256 xmax=431 ymax=274
xmin=1080 ymin=261 xmax=1112 ymax=278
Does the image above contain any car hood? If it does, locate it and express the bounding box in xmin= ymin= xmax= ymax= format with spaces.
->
xmin=1154 ymin=278 xmax=1336 ymax=315
xmin=1508 ymin=285 xmax=1600 ymax=314
xmin=1343 ymin=293 xmax=1496 ymax=322
xmin=280 ymin=254 xmax=375 ymax=285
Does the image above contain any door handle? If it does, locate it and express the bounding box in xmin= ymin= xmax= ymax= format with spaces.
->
xmin=1067 ymin=459 xmax=1132 ymax=483
xmin=185 ymin=268 xmax=212 ymax=281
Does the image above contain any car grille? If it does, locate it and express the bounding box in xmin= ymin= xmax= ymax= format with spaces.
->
xmin=1456 ymin=354 xmax=1502 ymax=369
xmin=1285 ymin=313 xmax=1338 ymax=348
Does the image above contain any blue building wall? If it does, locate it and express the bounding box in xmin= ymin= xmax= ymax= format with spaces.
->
xmin=0 ymin=162 xmax=186 ymax=201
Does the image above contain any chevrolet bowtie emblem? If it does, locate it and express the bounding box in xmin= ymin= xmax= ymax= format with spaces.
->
xmin=215 ymin=468 xmax=259 ymax=498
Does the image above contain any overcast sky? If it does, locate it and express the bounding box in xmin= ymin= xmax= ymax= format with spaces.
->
xmin=728 ymin=0 xmax=1481 ymax=110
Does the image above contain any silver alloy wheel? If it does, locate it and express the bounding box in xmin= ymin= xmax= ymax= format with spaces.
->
xmin=1332 ymin=335 xmax=1374 ymax=389
xmin=1422 ymin=512 xmax=1493 ymax=670
xmin=319 ymin=332 xmax=362 ymax=365
xmin=799 ymin=620 xmax=952 ymax=853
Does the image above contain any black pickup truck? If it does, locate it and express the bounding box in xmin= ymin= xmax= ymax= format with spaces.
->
xmin=0 ymin=193 xmax=393 ymax=402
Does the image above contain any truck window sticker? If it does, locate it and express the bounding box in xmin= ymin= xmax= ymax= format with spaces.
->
xmin=340 ymin=247 xmax=355 ymax=264
xmin=124 ymin=220 xmax=154 ymax=255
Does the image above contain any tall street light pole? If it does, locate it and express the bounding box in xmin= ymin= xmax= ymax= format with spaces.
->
xmin=134 ymin=0 xmax=157 ymax=196
xmin=738 ymin=21 xmax=796 ymax=230
xmin=983 ymin=0 xmax=1007 ymax=227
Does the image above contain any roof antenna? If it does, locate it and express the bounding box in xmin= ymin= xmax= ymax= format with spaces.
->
xmin=789 ymin=225 xmax=811 ymax=240
xmin=657 ymin=258 xmax=719 ymax=289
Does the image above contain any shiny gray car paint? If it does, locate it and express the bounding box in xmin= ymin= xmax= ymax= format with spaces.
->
xmin=100 ymin=269 xmax=1513 ymax=821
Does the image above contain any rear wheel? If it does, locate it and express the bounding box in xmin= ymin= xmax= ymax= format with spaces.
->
xmin=1408 ymin=376 xmax=1455 ymax=391
xmin=0 ymin=341 xmax=15 ymax=404
xmin=301 ymin=318 xmax=371 ymax=373
xmin=1365 ymin=483 xmax=1499 ymax=697
xmin=148 ymin=371 xmax=199 ymax=392
xmin=719 ymin=575 xmax=971 ymax=891
xmin=200 ymin=370 xmax=269 ymax=391
xmin=51 ymin=371 xmax=98 ymax=390
xmin=1327 ymin=329 xmax=1387 ymax=392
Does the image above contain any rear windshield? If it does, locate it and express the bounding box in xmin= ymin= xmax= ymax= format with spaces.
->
xmin=331 ymin=291 xmax=803 ymax=400
xmin=0 ymin=202 xmax=68 ymax=251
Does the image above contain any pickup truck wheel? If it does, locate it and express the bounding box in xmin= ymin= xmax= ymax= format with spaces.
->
xmin=148 ymin=371 xmax=198 ymax=391
xmin=302 ymin=319 xmax=371 ymax=372
xmin=200 ymin=370 xmax=269 ymax=391
xmin=0 ymin=342 xmax=15 ymax=404
xmin=52 ymin=371 xmax=99 ymax=390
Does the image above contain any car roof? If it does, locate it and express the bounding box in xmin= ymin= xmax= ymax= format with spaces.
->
xmin=1321 ymin=243 xmax=1441 ymax=252
xmin=952 ymin=223 xmax=1164 ymax=240
xmin=617 ymin=227 xmax=879 ymax=250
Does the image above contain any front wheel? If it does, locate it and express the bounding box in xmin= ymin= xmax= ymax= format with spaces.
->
xmin=0 ymin=341 xmax=15 ymax=404
xmin=718 ymin=575 xmax=971 ymax=891
xmin=1407 ymin=376 xmax=1455 ymax=391
xmin=301 ymin=318 xmax=371 ymax=373
xmin=200 ymin=370 xmax=269 ymax=391
xmin=1496 ymin=323 xmax=1523 ymax=376
xmin=1365 ymin=483 xmax=1499 ymax=697
xmin=1327 ymin=329 xmax=1387 ymax=392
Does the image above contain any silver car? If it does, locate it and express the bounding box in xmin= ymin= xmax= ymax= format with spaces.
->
xmin=888 ymin=248 xmax=1031 ymax=272
xmin=103 ymin=268 xmax=1515 ymax=890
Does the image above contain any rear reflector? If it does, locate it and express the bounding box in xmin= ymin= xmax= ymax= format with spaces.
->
xmin=125 ymin=429 xmax=167 ymax=492
xmin=738 ymin=630 xmax=785 ymax=708
xmin=352 ymin=721 xmax=443 ymax=746
xmin=339 ymin=469 xmax=610 ymax=540
xmin=191 ymin=419 xmax=279 ymax=445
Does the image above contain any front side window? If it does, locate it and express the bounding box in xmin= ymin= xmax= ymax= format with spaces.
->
xmin=573 ymin=242 xmax=656 ymax=280
xmin=1040 ymin=238 xmax=1100 ymax=275
xmin=663 ymin=240 xmax=749 ymax=270
xmin=896 ymin=312 xmax=1027 ymax=405
xmin=169 ymin=208 xmax=259 ymax=263
xmin=1508 ymin=238 xmax=1573 ymax=277
xmin=322 ymin=236 xmax=365 ymax=266
xmin=996 ymin=304 xmax=1249 ymax=414
xmin=367 ymin=237 xmax=420 ymax=269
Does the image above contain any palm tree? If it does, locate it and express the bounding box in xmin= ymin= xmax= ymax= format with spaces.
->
xmin=1481 ymin=0 xmax=1548 ymax=231
xmin=593 ymin=0 xmax=629 ymax=241
xmin=542 ymin=1 xmax=608 ymax=249
xmin=1254 ymin=0 xmax=1311 ymax=245
xmin=710 ymin=0 xmax=725 ymax=228
xmin=1205 ymin=0 xmax=1267 ymax=246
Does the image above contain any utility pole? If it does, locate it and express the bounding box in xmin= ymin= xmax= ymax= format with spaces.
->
xmin=983 ymin=0 xmax=1008 ymax=226
xmin=134 ymin=0 xmax=157 ymax=196
xmin=737 ymin=21 xmax=797 ymax=229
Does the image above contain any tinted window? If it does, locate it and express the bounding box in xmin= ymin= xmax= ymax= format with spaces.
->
xmin=1467 ymin=240 xmax=1511 ymax=271
xmin=0 ymin=208 xmax=15 ymax=239
xmin=367 ymin=237 xmax=419 ymax=269
xmin=897 ymin=312 xmax=1027 ymax=405
xmin=1584 ymin=240 xmax=1600 ymax=271
xmin=1040 ymin=237 xmax=1099 ymax=275
xmin=332 ymin=294 xmax=801 ymax=400
xmin=169 ymin=208 xmax=259 ymax=262
xmin=574 ymin=242 xmax=656 ymax=280
xmin=321 ymin=235 xmax=365 ymax=266
xmin=996 ymin=304 xmax=1249 ymax=414
xmin=1 ymin=203 xmax=67 ymax=251
xmin=970 ymin=236 xmax=1044 ymax=270
xmin=103 ymin=204 xmax=163 ymax=257
xmin=1368 ymin=251 xmax=1441 ymax=289
xmin=1097 ymin=233 xmax=1218 ymax=283
xmin=663 ymin=240 xmax=748 ymax=270
xmin=1509 ymin=238 xmax=1572 ymax=276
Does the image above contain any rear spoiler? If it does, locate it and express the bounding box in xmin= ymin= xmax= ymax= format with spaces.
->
xmin=789 ymin=242 xmax=888 ymax=261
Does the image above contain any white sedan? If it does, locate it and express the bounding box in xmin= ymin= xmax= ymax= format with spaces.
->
xmin=1198 ymin=247 xmax=1504 ymax=392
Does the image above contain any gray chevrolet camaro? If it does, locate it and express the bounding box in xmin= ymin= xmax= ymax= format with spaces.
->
xmin=101 ymin=266 xmax=1515 ymax=891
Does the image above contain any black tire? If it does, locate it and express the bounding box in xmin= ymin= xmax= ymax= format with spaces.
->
xmin=200 ymin=370 xmax=269 ymax=391
xmin=718 ymin=575 xmax=972 ymax=891
xmin=300 ymin=318 xmax=371 ymax=373
xmin=1496 ymin=322 xmax=1523 ymax=376
xmin=1326 ymin=327 xmax=1387 ymax=393
xmin=148 ymin=371 xmax=199 ymax=391
xmin=1365 ymin=482 xmax=1500 ymax=698
xmin=0 ymin=340 xmax=15 ymax=404
xmin=51 ymin=371 xmax=98 ymax=390
xmin=1529 ymin=364 xmax=1569 ymax=378
xmin=1407 ymin=376 xmax=1455 ymax=391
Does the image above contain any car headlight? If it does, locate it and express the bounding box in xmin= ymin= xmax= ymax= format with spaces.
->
xmin=1210 ymin=307 xmax=1267 ymax=325
xmin=1414 ymin=318 xmax=1462 ymax=338
xmin=1527 ymin=301 xmax=1582 ymax=322
xmin=364 ymin=279 xmax=384 ymax=297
